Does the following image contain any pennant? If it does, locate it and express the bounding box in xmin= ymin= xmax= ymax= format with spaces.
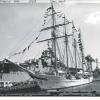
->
xmin=14 ymin=52 xmax=18 ymax=55
xmin=35 ymin=36 xmax=39 ymax=40
xmin=72 ymin=20 xmax=77 ymax=31
xmin=42 ymin=19 xmax=46 ymax=26
xmin=57 ymin=13 xmax=63 ymax=18
xmin=35 ymin=33 xmax=41 ymax=40
xmin=44 ymin=14 xmax=48 ymax=18
xmin=44 ymin=19 xmax=46 ymax=22
xmin=22 ymin=48 xmax=27 ymax=53
xmin=44 ymin=16 xmax=47 ymax=18
xmin=47 ymin=7 xmax=52 ymax=12
xmin=28 ymin=44 xmax=31 ymax=50
xmin=44 ymin=13 xmax=48 ymax=17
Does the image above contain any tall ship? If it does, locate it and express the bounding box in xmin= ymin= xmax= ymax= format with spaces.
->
xmin=0 ymin=1 xmax=93 ymax=91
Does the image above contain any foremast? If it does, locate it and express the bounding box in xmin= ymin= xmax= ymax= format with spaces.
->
xmin=50 ymin=2 xmax=58 ymax=75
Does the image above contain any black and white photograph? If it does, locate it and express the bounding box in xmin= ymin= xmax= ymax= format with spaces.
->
xmin=0 ymin=0 xmax=100 ymax=96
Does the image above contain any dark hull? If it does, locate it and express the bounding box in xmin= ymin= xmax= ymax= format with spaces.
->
xmin=0 ymin=84 xmax=41 ymax=94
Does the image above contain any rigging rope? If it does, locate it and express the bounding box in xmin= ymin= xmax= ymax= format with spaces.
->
xmin=8 ymin=21 xmax=43 ymax=56
xmin=8 ymin=32 xmax=42 ymax=59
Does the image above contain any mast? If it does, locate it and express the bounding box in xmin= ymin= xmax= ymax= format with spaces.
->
xmin=78 ymin=28 xmax=84 ymax=73
xmin=47 ymin=40 xmax=52 ymax=67
xmin=51 ymin=2 xmax=57 ymax=75
xmin=63 ymin=15 xmax=69 ymax=73
xmin=74 ymin=39 xmax=77 ymax=73
xmin=72 ymin=22 xmax=77 ymax=73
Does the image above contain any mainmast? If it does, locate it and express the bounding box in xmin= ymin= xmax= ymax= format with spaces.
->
xmin=51 ymin=2 xmax=57 ymax=75
xmin=63 ymin=15 xmax=69 ymax=73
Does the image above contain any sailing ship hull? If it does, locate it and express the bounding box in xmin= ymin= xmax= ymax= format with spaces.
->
xmin=0 ymin=75 xmax=93 ymax=94
xmin=36 ymin=74 xmax=93 ymax=90
xmin=93 ymin=76 xmax=100 ymax=81
xmin=0 ymin=84 xmax=41 ymax=94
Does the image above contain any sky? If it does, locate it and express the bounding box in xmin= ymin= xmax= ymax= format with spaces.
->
xmin=0 ymin=0 xmax=100 ymax=67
